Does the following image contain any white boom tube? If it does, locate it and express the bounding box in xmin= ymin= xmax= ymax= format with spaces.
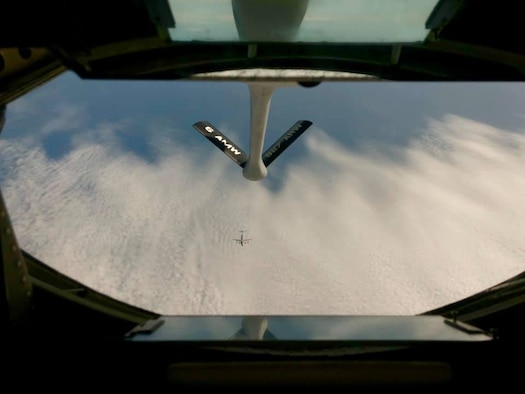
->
xmin=194 ymin=81 xmax=306 ymax=181
xmin=242 ymin=82 xmax=275 ymax=181
xmin=242 ymin=81 xmax=297 ymax=181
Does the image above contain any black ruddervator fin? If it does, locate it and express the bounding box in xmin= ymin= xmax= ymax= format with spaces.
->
xmin=193 ymin=121 xmax=248 ymax=167
xmin=263 ymin=120 xmax=313 ymax=167
xmin=193 ymin=120 xmax=313 ymax=169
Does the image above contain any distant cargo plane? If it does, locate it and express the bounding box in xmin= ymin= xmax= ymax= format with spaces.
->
xmin=233 ymin=230 xmax=251 ymax=246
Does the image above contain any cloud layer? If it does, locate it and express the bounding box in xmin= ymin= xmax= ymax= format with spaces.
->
xmin=1 ymin=114 xmax=524 ymax=315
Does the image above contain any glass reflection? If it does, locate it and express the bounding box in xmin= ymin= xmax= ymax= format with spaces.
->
xmin=129 ymin=315 xmax=492 ymax=342
xmin=167 ymin=0 xmax=439 ymax=43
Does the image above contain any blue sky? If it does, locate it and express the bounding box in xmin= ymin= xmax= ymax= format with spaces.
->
xmin=1 ymin=71 xmax=525 ymax=315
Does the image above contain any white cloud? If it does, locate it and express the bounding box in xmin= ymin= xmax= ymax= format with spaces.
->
xmin=2 ymin=87 xmax=87 ymax=144
xmin=1 ymin=114 xmax=524 ymax=315
xmin=40 ymin=102 xmax=86 ymax=135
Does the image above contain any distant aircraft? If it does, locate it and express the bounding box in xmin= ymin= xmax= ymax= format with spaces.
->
xmin=233 ymin=230 xmax=251 ymax=246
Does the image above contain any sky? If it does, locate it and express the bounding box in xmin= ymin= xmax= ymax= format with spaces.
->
xmin=1 ymin=71 xmax=525 ymax=316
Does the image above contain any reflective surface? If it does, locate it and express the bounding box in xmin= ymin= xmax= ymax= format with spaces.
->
xmin=128 ymin=315 xmax=492 ymax=342
xmin=168 ymin=0 xmax=438 ymax=43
